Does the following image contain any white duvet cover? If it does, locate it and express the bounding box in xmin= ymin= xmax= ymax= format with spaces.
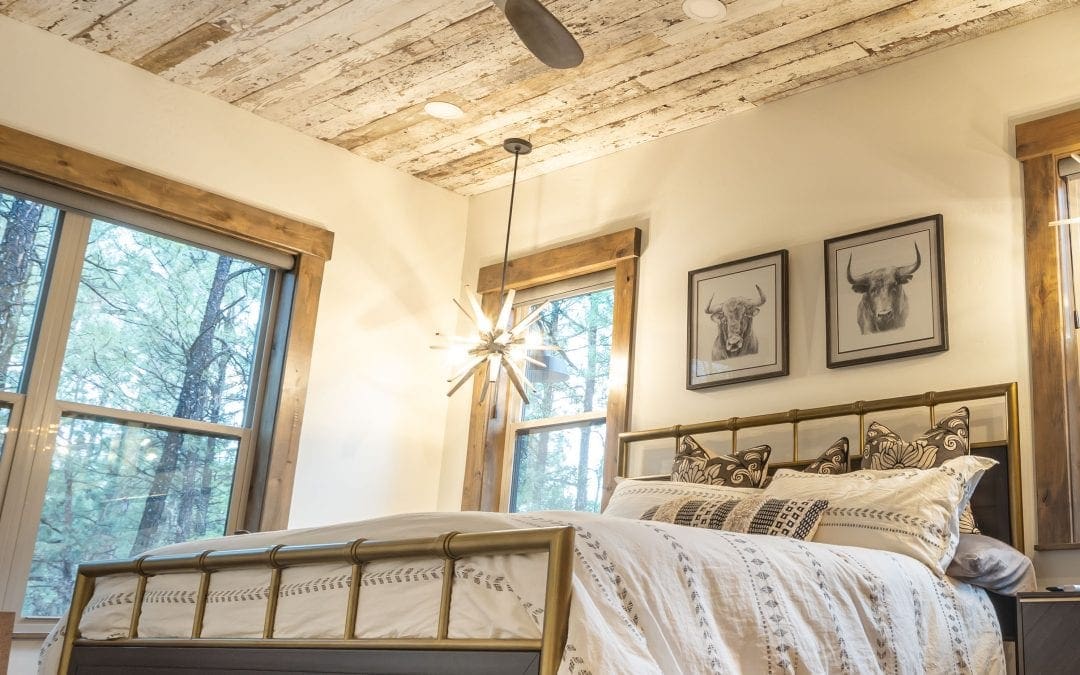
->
xmin=41 ymin=510 xmax=1005 ymax=674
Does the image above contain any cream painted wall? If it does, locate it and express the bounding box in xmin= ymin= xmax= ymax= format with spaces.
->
xmin=440 ymin=6 xmax=1080 ymax=585
xmin=0 ymin=15 xmax=468 ymax=534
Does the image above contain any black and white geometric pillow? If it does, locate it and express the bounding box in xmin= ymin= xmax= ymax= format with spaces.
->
xmin=670 ymin=436 xmax=771 ymax=488
xmin=863 ymin=407 xmax=980 ymax=534
xmin=641 ymin=495 xmax=830 ymax=541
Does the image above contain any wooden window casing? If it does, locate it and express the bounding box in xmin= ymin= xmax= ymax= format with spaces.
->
xmin=1017 ymin=108 xmax=1080 ymax=549
xmin=0 ymin=124 xmax=334 ymax=536
xmin=460 ymin=228 xmax=640 ymax=512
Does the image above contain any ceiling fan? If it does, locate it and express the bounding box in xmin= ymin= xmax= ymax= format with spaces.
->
xmin=493 ymin=0 xmax=584 ymax=69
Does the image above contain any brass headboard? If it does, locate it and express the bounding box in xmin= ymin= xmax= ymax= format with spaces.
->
xmin=617 ymin=382 xmax=1023 ymax=551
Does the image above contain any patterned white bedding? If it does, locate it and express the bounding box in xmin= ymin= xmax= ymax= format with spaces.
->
xmin=40 ymin=510 xmax=1005 ymax=674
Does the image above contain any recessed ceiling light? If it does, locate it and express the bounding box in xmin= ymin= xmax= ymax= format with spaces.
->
xmin=682 ymin=0 xmax=727 ymax=22
xmin=424 ymin=101 xmax=465 ymax=120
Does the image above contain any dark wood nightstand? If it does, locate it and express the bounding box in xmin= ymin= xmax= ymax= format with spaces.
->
xmin=1017 ymin=592 xmax=1080 ymax=673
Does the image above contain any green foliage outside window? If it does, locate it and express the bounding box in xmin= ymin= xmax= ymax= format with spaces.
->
xmin=0 ymin=193 xmax=270 ymax=618
xmin=510 ymin=287 xmax=613 ymax=513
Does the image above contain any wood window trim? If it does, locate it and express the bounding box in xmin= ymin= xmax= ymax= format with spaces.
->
xmin=0 ymin=123 xmax=335 ymax=531
xmin=1016 ymin=108 xmax=1080 ymax=548
xmin=460 ymin=228 xmax=641 ymax=512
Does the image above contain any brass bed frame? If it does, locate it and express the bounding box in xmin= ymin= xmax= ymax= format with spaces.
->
xmin=59 ymin=527 xmax=574 ymax=674
xmin=58 ymin=382 xmax=1023 ymax=673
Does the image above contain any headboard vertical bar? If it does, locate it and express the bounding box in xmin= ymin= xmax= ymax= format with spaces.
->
xmin=929 ymin=390 xmax=938 ymax=426
xmin=792 ymin=417 xmax=800 ymax=463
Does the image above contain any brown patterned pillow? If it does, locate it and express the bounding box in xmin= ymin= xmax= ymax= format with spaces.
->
xmin=863 ymin=407 xmax=980 ymax=534
xmin=640 ymin=495 xmax=829 ymax=541
xmin=671 ymin=436 xmax=770 ymax=488
xmin=761 ymin=437 xmax=848 ymax=488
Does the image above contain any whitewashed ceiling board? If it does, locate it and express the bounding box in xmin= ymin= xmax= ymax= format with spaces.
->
xmin=5 ymin=0 xmax=1072 ymax=195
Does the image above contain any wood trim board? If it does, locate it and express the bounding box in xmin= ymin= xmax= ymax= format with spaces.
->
xmin=1016 ymin=106 xmax=1080 ymax=547
xmin=0 ymin=124 xmax=334 ymax=261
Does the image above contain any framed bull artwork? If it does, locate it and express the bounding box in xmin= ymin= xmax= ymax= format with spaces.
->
xmin=687 ymin=249 xmax=789 ymax=389
xmin=824 ymin=214 xmax=949 ymax=368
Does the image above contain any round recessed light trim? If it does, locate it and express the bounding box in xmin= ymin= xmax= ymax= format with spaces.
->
xmin=682 ymin=0 xmax=727 ymax=22
xmin=424 ymin=101 xmax=465 ymax=120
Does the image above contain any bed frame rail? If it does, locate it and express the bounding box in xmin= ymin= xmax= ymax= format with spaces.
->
xmin=60 ymin=526 xmax=575 ymax=675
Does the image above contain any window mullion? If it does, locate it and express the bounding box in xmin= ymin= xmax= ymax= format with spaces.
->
xmin=509 ymin=411 xmax=608 ymax=434
xmin=0 ymin=211 xmax=92 ymax=620
xmin=55 ymin=401 xmax=245 ymax=438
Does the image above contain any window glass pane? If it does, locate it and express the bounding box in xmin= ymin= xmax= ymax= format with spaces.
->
xmin=22 ymin=415 xmax=239 ymax=618
xmin=509 ymin=421 xmax=605 ymax=513
xmin=0 ymin=192 xmax=60 ymax=392
xmin=56 ymin=220 xmax=270 ymax=426
xmin=521 ymin=287 xmax=613 ymax=421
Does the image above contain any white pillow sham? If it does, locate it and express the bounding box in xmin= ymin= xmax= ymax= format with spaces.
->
xmin=762 ymin=455 xmax=996 ymax=575
xmin=604 ymin=478 xmax=762 ymax=519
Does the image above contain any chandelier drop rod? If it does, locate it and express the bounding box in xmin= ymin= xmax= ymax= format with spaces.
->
xmin=499 ymin=145 xmax=521 ymax=298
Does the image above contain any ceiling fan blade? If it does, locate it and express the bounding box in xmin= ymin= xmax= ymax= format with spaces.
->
xmin=498 ymin=0 xmax=583 ymax=69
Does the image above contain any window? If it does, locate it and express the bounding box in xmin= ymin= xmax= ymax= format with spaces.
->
xmin=460 ymin=229 xmax=640 ymax=512
xmin=0 ymin=123 xmax=334 ymax=637
xmin=0 ymin=184 xmax=284 ymax=622
xmin=504 ymin=276 xmax=614 ymax=512
xmin=1016 ymin=108 xmax=1080 ymax=548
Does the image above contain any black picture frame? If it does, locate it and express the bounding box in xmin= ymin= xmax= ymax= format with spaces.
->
xmin=687 ymin=250 xmax=789 ymax=389
xmin=824 ymin=214 xmax=948 ymax=368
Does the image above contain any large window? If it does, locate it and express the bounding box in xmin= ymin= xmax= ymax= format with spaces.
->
xmin=460 ymin=229 xmax=639 ymax=513
xmin=504 ymin=278 xmax=614 ymax=512
xmin=0 ymin=180 xmax=285 ymax=624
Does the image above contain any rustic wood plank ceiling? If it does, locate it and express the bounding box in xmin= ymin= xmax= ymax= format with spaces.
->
xmin=4 ymin=0 xmax=1074 ymax=195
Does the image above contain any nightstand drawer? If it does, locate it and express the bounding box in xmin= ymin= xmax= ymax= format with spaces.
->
xmin=1018 ymin=594 xmax=1080 ymax=674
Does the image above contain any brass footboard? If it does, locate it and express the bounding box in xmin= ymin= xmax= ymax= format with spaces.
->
xmin=59 ymin=526 xmax=575 ymax=675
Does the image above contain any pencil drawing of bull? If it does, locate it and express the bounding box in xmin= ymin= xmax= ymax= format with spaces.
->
xmin=847 ymin=243 xmax=921 ymax=334
xmin=706 ymin=285 xmax=767 ymax=361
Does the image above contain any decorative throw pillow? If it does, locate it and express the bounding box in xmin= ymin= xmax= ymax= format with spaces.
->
xmin=604 ymin=478 xmax=762 ymax=519
xmin=760 ymin=437 xmax=849 ymax=487
xmin=640 ymin=496 xmax=830 ymax=541
xmin=671 ymin=436 xmax=771 ymax=488
xmin=863 ymin=407 xmax=981 ymax=534
xmin=762 ymin=455 xmax=997 ymax=575
xmin=802 ymin=436 xmax=850 ymax=475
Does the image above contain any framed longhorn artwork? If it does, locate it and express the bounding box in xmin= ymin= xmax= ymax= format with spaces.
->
xmin=687 ymin=249 xmax=789 ymax=389
xmin=824 ymin=214 xmax=949 ymax=368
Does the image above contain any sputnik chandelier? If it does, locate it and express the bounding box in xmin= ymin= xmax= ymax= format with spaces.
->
xmin=437 ymin=138 xmax=557 ymax=404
